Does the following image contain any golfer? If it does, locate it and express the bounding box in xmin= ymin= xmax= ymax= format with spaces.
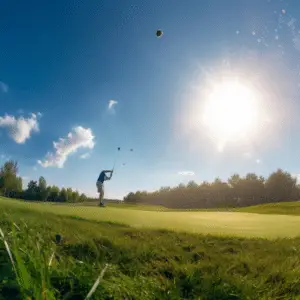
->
xmin=96 ymin=170 xmax=113 ymax=207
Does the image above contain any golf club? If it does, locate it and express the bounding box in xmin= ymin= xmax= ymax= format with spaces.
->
xmin=112 ymin=147 xmax=121 ymax=173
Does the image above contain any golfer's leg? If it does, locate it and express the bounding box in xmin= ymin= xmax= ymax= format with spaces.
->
xmin=99 ymin=188 xmax=104 ymax=205
xmin=97 ymin=182 xmax=102 ymax=205
xmin=98 ymin=191 xmax=102 ymax=205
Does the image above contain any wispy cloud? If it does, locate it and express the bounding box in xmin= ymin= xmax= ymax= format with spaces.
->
xmin=80 ymin=152 xmax=91 ymax=159
xmin=178 ymin=171 xmax=195 ymax=176
xmin=38 ymin=126 xmax=95 ymax=168
xmin=0 ymin=81 xmax=8 ymax=93
xmin=0 ymin=113 xmax=41 ymax=143
xmin=107 ymin=100 xmax=118 ymax=113
xmin=256 ymin=159 xmax=261 ymax=164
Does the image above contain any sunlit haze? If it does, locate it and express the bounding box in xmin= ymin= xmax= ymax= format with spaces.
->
xmin=202 ymin=78 xmax=262 ymax=151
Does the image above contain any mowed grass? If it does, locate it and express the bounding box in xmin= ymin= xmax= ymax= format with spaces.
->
xmin=54 ymin=201 xmax=169 ymax=211
xmin=235 ymin=201 xmax=300 ymax=216
xmin=1 ymin=197 xmax=300 ymax=239
xmin=1 ymin=202 xmax=300 ymax=299
xmin=60 ymin=199 xmax=300 ymax=215
xmin=34 ymin=198 xmax=300 ymax=215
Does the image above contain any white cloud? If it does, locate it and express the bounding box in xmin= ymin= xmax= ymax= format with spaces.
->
xmin=292 ymin=174 xmax=300 ymax=183
xmin=80 ymin=152 xmax=91 ymax=159
xmin=108 ymin=100 xmax=118 ymax=112
xmin=0 ymin=81 xmax=8 ymax=93
xmin=256 ymin=159 xmax=261 ymax=164
xmin=0 ymin=113 xmax=40 ymax=143
xmin=38 ymin=126 xmax=95 ymax=168
xmin=178 ymin=171 xmax=195 ymax=176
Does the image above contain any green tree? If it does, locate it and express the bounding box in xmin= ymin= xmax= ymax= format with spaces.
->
xmin=38 ymin=176 xmax=49 ymax=201
xmin=48 ymin=186 xmax=60 ymax=202
xmin=187 ymin=180 xmax=198 ymax=189
xmin=0 ymin=160 xmax=22 ymax=197
xmin=25 ymin=180 xmax=39 ymax=200
xmin=79 ymin=193 xmax=87 ymax=202
xmin=124 ymin=192 xmax=136 ymax=203
xmin=46 ymin=186 xmax=52 ymax=201
xmin=228 ymin=174 xmax=241 ymax=188
xmin=27 ymin=180 xmax=38 ymax=192
xmin=240 ymin=173 xmax=265 ymax=205
xmin=71 ymin=191 xmax=80 ymax=203
xmin=59 ymin=188 xmax=68 ymax=202
xmin=265 ymin=169 xmax=297 ymax=202
xmin=1 ymin=160 xmax=18 ymax=176
xmin=210 ymin=178 xmax=230 ymax=208
xmin=66 ymin=188 xmax=73 ymax=202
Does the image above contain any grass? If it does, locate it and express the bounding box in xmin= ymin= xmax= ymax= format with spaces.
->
xmin=55 ymin=201 xmax=169 ymax=211
xmin=2 ymin=197 xmax=300 ymax=239
xmin=1 ymin=205 xmax=300 ymax=299
xmin=26 ymin=198 xmax=300 ymax=215
xmin=235 ymin=201 xmax=300 ymax=216
xmin=62 ymin=199 xmax=300 ymax=215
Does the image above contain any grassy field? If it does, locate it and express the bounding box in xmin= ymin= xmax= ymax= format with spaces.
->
xmin=63 ymin=199 xmax=300 ymax=215
xmin=235 ymin=201 xmax=300 ymax=215
xmin=1 ymin=198 xmax=300 ymax=299
xmin=43 ymin=198 xmax=300 ymax=215
xmin=1 ymin=197 xmax=300 ymax=239
xmin=53 ymin=201 xmax=169 ymax=211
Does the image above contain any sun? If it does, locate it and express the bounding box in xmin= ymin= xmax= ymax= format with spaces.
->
xmin=201 ymin=79 xmax=260 ymax=150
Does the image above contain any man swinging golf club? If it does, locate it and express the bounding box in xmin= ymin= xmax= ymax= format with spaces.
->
xmin=96 ymin=170 xmax=113 ymax=207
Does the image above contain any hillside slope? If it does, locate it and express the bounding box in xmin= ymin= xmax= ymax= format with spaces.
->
xmin=235 ymin=201 xmax=300 ymax=215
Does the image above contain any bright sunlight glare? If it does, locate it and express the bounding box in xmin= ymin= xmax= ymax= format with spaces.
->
xmin=202 ymin=79 xmax=260 ymax=150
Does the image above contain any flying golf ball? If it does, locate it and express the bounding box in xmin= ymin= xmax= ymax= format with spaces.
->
xmin=156 ymin=30 xmax=163 ymax=37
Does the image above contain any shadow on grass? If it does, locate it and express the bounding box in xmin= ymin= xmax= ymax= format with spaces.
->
xmin=68 ymin=215 xmax=131 ymax=228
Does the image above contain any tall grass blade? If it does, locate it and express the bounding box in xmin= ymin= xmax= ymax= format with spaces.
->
xmin=85 ymin=264 xmax=109 ymax=300
xmin=0 ymin=227 xmax=17 ymax=273
xmin=48 ymin=251 xmax=55 ymax=267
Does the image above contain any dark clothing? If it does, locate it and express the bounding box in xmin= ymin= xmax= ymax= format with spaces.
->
xmin=97 ymin=171 xmax=108 ymax=183
xmin=97 ymin=171 xmax=112 ymax=183
xmin=97 ymin=170 xmax=112 ymax=206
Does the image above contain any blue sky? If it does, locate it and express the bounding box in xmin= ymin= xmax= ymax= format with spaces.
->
xmin=1 ymin=0 xmax=300 ymax=199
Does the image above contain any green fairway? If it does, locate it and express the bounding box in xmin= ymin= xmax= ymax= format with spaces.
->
xmin=235 ymin=201 xmax=300 ymax=216
xmin=2 ymin=197 xmax=300 ymax=239
xmin=2 ymin=198 xmax=300 ymax=299
xmin=55 ymin=200 xmax=169 ymax=211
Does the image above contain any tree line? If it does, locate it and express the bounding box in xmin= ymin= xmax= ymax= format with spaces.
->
xmin=124 ymin=169 xmax=300 ymax=209
xmin=2 ymin=159 xmax=300 ymax=208
xmin=0 ymin=160 xmax=94 ymax=203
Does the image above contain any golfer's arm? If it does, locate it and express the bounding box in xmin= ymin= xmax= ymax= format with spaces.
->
xmin=104 ymin=174 xmax=112 ymax=181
